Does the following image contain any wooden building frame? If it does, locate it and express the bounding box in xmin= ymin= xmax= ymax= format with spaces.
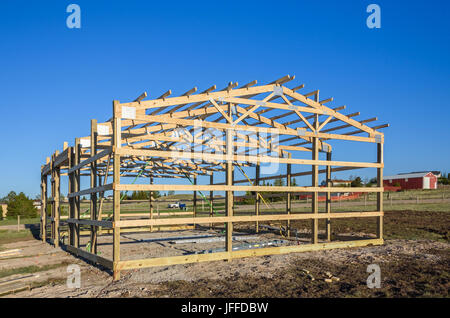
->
xmin=40 ymin=75 xmax=388 ymax=280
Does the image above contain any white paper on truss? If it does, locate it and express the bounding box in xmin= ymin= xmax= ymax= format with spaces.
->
xmin=122 ymin=106 xmax=136 ymax=119
xmin=97 ymin=125 xmax=109 ymax=136
xmin=80 ymin=139 xmax=91 ymax=148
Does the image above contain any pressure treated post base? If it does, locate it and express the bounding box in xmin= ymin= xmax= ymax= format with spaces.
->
xmin=113 ymin=268 xmax=121 ymax=281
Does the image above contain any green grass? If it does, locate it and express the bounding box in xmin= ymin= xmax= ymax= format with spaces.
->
xmin=0 ymin=217 xmax=40 ymax=226
xmin=0 ymin=263 xmax=68 ymax=280
xmin=0 ymin=229 xmax=35 ymax=245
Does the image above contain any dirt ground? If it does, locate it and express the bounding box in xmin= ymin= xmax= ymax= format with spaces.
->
xmin=1 ymin=210 xmax=449 ymax=298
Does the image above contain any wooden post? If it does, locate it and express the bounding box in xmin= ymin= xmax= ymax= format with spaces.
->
xmin=255 ymin=163 xmax=260 ymax=233
xmin=149 ymin=176 xmax=153 ymax=232
xmin=74 ymin=139 xmax=81 ymax=250
xmin=90 ymin=119 xmax=98 ymax=254
xmin=286 ymin=153 xmax=291 ymax=237
xmin=376 ymin=142 xmax=384 ymax=239
xmin=52 ymin=151 xmax=61 ymax=248
xmin=68 ymin=146 xmax=75 ymax=246
xmin=40 ymin=163 xmax=48 ymax=242
xmin=17 ymin=215 xmax=20 ymax=232
xmin=112 ymin=100 xmax=121 ymax=280
xmin=193 ymin=175 xmax=197 ymax=217
xmin=226 ymin=127 xmax=234 ymax=259
xmin=55 ymin=160 xmax=60 ymax=248
xmin=209 ymin=174 xmax=213 ymax=229
xmin=50 ymin=154 xmax=55 ymax=245
xmin=325 ymin=151 xmax=332 ymax=241
xmin=311 ymin=94 xmax=319 ymax=244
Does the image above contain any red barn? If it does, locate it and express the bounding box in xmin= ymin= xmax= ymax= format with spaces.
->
xmin=383 ymin=172 xmax=438 ymax=190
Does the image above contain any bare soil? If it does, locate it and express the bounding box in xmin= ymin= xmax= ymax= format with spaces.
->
xmin=1 ymin=210 xmax=449 ymax=298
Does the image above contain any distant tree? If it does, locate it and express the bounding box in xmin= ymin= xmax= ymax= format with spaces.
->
xmin=243 ymin=191 xmax=255 ymax=205
xmin=292 ymin=178 xmax=298 ymax=186
xmin=438 ymin=171 xmax=449 ymax=185
xmin=130 ymin=191 xmax=149 ymax=200
xmin=274 ymin=178 xmax=285 ymax=187
xmin=1 ymin=191 xmax=17 ymax=203
xmin=167 ymin=190 xmax=175 ymax=196
xmin=7 ymin=192 xmax=38 ymax=218
xmin=351 ymin=177 xmax=363 ymax=187
xmin=152 ymin=191 xmax=161 ymax=199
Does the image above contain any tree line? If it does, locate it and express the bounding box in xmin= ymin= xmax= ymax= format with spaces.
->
xmin=0 ymin=191 xmax=37 ymax=219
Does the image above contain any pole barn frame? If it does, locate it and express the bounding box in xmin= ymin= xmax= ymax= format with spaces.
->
xmin=40 ymin=75 xmax=388 ymax=280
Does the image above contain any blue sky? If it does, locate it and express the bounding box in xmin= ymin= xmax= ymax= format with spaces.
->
xmin=0 ymin=0 xmax=449 ymax=198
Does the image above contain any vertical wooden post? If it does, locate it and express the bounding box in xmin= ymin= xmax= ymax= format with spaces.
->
xmin=53 ymin=151 xmax=60 ymax=248
xmin=311 ymin=93 xmax=319 ymax=244
xmin=68 ymin=147 xmax=75 ymax=246
xmin=377 ymin=142 xmax=384 ymax=239
xmin=255 ymin=163 xmax=260 ymax=233
xmin=74 ymin=139 xmax=81 ymax=250
xmin=225 ymin=127 xmax=234 ymax=259
xmin=209 ymin=173 xmax=213 ymax=229
xmin=112 ymin=101 xmax=122 ymax=281
xmin=286 ymin=153 xmax=291 ymax=237
xmin=149 ymin=176 xmax=153 ymax=232
xmin=90 ymin=119 xmax=98 ymax=254
xmin=193 ymin=175 xmax=197 ymax=217
xmin=40 ymin=164 xmax=48 ymax=242
xmin=325 ymin=151 xmax=332 ymax=241
xmin=50 ymin=154 xmax=55 ymax=245
xmin=55 ymin=159 xmax=60 ymax=248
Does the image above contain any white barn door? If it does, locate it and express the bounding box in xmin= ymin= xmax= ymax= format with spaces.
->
xmin=423 ymin=177 xmax=430 ymax=189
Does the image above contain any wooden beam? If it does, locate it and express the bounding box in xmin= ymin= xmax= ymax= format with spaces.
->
xmin=115 ymin=211 xmax=384 ymax=228
xmin=226 ymin=127 xmax=234 ymax=260
xmin=66 ymin=245 xmax=113 ymax=269
xmin=311 ymin=99 xmax=319 ymax=244
xmin=377 ymin=143 xmax=384 ymax=239
xmin=255 ymin=162 xmax=260 ymax=233
xmin=286 ymin=153 xmax=291 ymax=237
xmin=113 ymin=100 xmax=121 ymax=281
xmin=326 ymin=151 xmax=332 ymax=242
xmin=90 ymin=119 xmax=98 ymax=253
xmin=115 ymin=183 xmax=383 ymax=193
xmin=116 ymin=238 xmax=383 ymax=270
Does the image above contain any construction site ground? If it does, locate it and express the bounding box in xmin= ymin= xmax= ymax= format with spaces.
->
xmin=0 ymin=209 xmax=448 ymax=298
